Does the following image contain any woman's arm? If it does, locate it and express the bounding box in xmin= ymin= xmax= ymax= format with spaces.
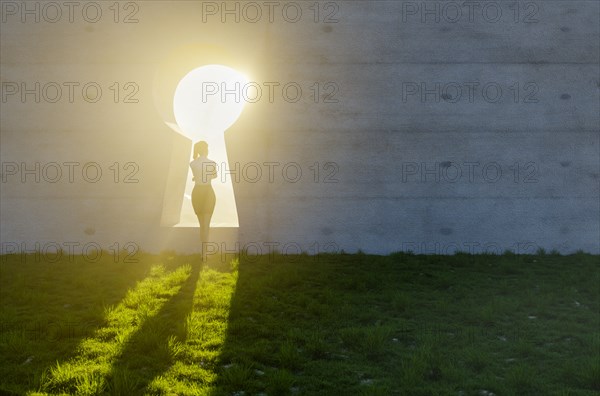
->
xmin=199 ymin=161 xmax=217 ymax=182
xmin=190 ymin=162 xmax=195 ymax=181
xmin=209 ymin=160 xmax=218 ymax=180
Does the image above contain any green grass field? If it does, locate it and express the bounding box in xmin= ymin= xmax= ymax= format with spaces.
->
xmin=0 ymin=251 xmax=598 ymax=395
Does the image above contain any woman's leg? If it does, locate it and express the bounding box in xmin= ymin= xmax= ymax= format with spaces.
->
xmin=201 ymin=186 xmax=216 ymax=251
xmin=194 ymin=185 xmax=215 ymax=260
xmin=199 ymin=212 xmax=212 ymax=246
xmin=197 ymin=212 xmax=213 ymax=261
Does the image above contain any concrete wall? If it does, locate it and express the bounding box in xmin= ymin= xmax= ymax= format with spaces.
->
xmin=1 ymin=1 xmax=598 ymax=256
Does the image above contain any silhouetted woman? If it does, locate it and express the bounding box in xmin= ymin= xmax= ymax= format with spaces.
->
xmin=190 ymin=141 xmax=217 ymax=252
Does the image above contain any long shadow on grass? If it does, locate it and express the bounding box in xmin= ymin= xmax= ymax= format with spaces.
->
xmin=210 ymin=253 xmax=359 ymax=395
xmin=0 ymin=253 xmax=175 ymax=395
xmin=106 ymin=260 xmax=202 ymax=393
xmin=209 ymin=253 xmax=491 ymax=395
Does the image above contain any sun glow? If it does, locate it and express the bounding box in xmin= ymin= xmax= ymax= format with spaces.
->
xmin=174 ymin=64 xmax=248 ymax=140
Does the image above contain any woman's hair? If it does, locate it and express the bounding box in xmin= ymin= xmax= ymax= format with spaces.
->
xmin=194 ymin=141 xmax=209 ymax=159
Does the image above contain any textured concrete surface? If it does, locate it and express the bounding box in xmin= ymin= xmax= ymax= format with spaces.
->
xmin=1 ymin=1 xmax=598 ymax=255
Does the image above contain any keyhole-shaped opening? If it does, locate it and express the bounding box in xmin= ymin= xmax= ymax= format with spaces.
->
xmin=170 ymin=64 xmax=248 ymax=227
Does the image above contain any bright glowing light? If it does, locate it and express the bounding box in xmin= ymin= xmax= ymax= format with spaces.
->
xmin=172 ymin=65 xmax=249 ymax=228
xmin=173 ymin=64 xmax=248 ymax=140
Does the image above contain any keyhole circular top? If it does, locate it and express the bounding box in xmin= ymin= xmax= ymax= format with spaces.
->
xmin=173 ymin=64 xmax=249 ymax=140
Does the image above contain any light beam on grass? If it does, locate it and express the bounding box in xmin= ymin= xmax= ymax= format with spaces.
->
xmin=36 ymin=265 xmax=191 ymax=394
xmin=146 ymin=260 xmax=239 ymax=393
xmin=33 ymin=260 xmax=240 ymax=395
